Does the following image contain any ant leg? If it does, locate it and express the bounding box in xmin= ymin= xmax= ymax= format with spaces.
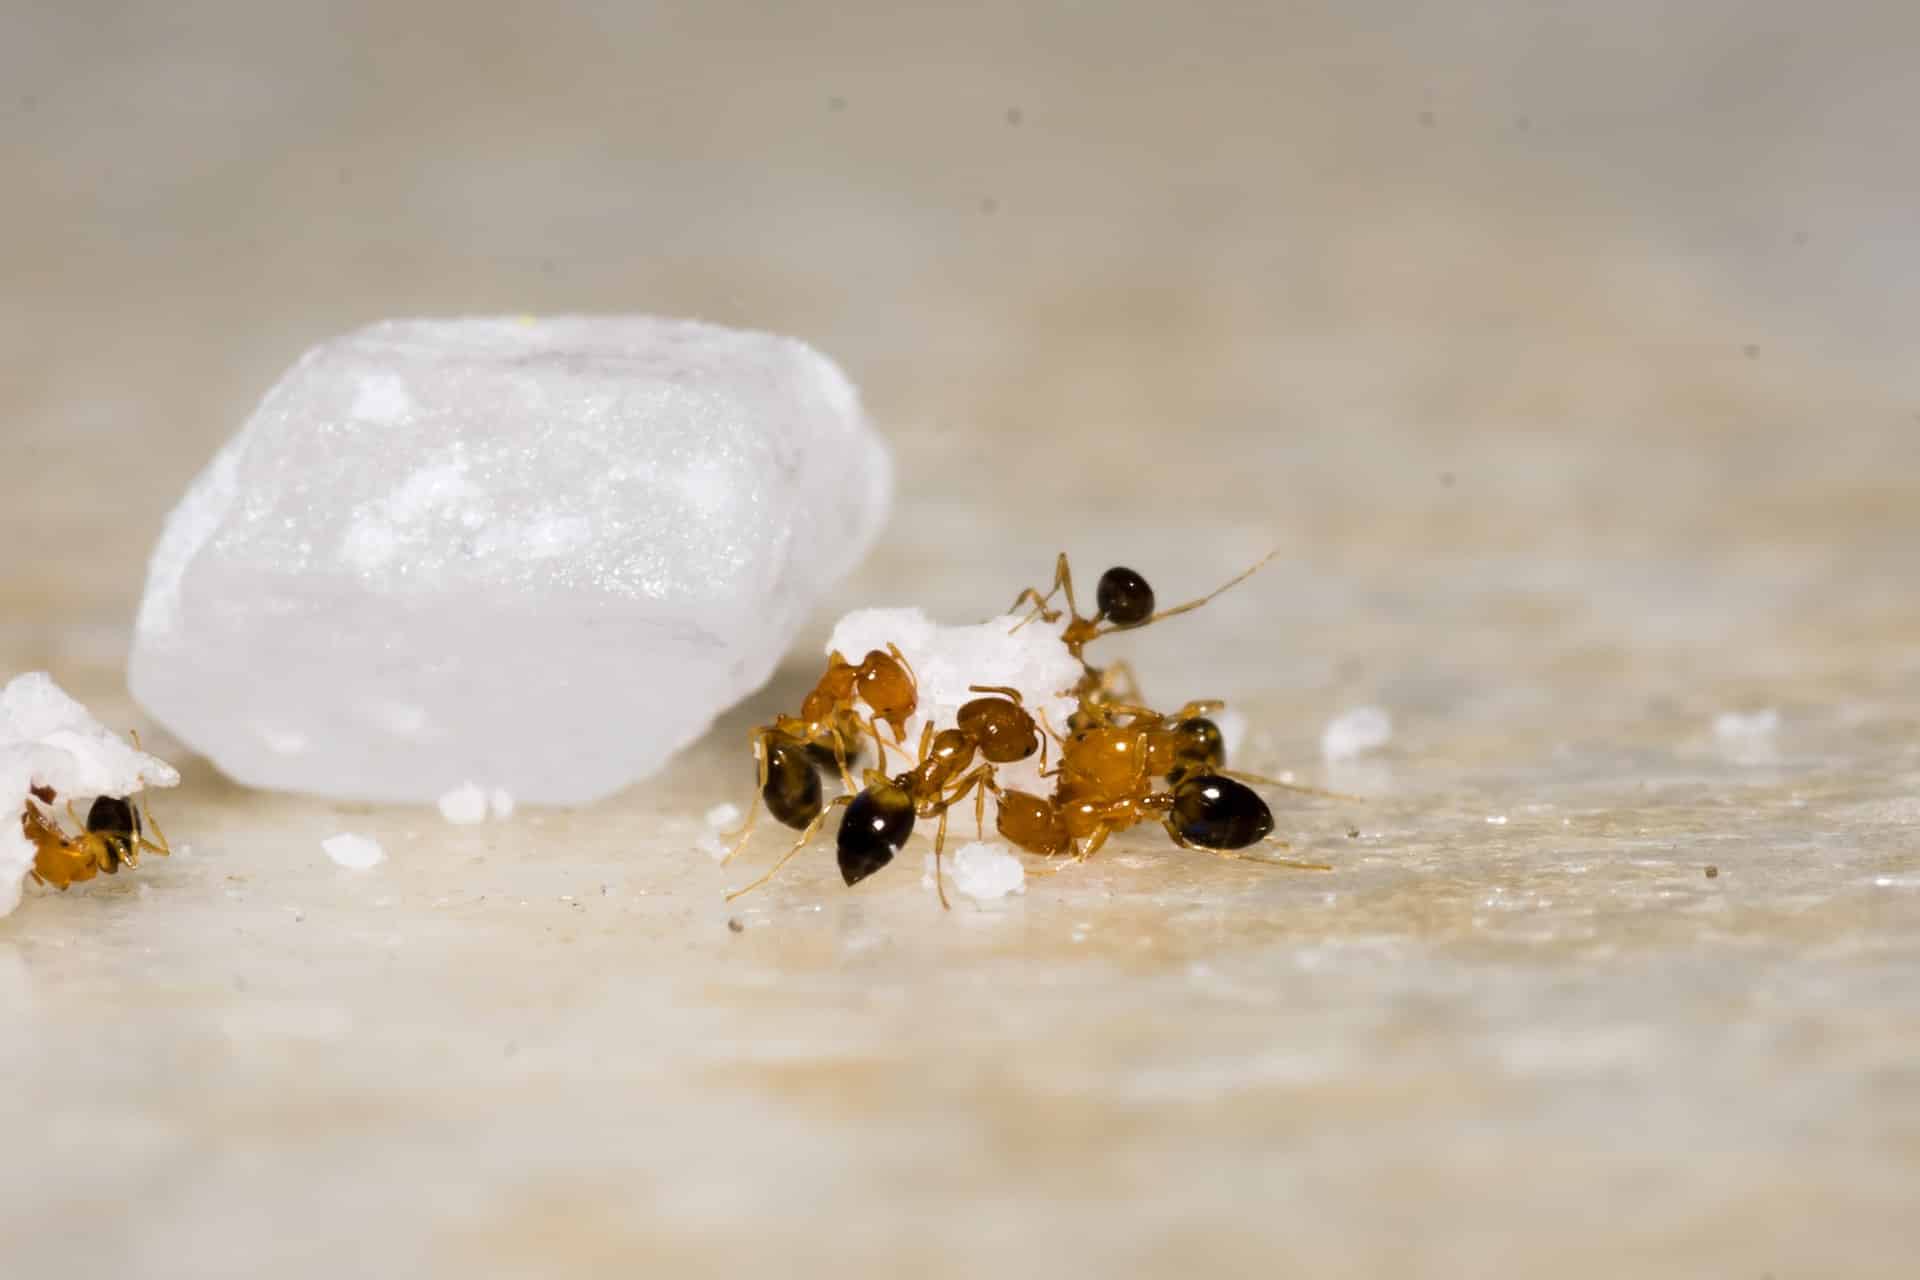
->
xmin=134 ymin=789 xmax=172 ymax=858
xmin=725 ymin=796 xmax=850 ymax=901
xmin=1007 ymin=553 xmax=1078 ymax=632
xmin=1080 ymin=700 xmax=1164 ymax=724
xmin=721 ymin=734 xmax=772 ymax=866
xmin=1214 ymin=842 xmax=1333 ymax=872
xmin=1075 ymin=825 xmax=1111 ymax=864
xmin=1100 ymin=661 xmax=1144 ymax=703
xmin=865 ymin=717 xmax=893 ymax=772
xmin=973 ymin=769 xmax=987 ymax=841
xmin=1164 ymin=820 xmax=1331 ymax=870
xmin=965 ymin=684 xmax=1025 ymax=704
xmin=930 ymin=803 xmax=952 ymax=910
xmin=1218 ymin=769 xmax=1361 ymax=802
xmin=1092 ymin=550 xmax=1278 ymax=640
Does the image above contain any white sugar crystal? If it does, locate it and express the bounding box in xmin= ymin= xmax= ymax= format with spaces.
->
xmin=129 ymin=316 xmax=890 ymax=805
xmin=947 ymin=841 xmax=1026 ymax=901
xmin=0 ymin=672 xmax=180 ymax=917
xmin=488 ymin=788 xmax=515 ymax=821
xmin=1321 ymin=706 xmax=1393 ymax=762
xmin=705 ymin=802 xmax=742 ymax=829
xmin=321 ymin=833 xmax=385 ymax=869
xmin=1714 ymin=707 xmax=1779 ymax=764
xmin=825 ymin=608 xmax=1081 ymax=823
xmin=437 ymin=782 xmax=488 ymax=825
xmin=1714 ymin=709 xmax=1780 ymax=742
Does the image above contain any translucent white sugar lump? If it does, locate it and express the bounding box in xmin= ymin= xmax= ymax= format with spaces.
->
xmin=1320 ymin=706 xmax=1393 ymax=762
xmin=321 ymin=833 xmax=385 ymax=870
xmin=0 ymin=672 xmax=180 ymax=917
xmin=825 ymin=607 xmax=1081 ymax=826
xmin=946 ymin=841 xmax=1027 ymax=901
xmin=129 ymin=316 xmax=891 ymax=806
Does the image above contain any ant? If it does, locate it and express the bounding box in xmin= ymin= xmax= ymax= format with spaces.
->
xmin=993 ymin=769 xmax=1331 ymax=872
xmin=727 ymin=687 xmax=1048 ymax=908
xmin=21 ymin=736 xmax=174 ymax=891
xmin=723 ymin=646 xmax=919 ymax=865
xmin=1008 ymin=552 xmax=1276 ymax=717
xmin=994 ymin=700 xmax=1343 ymax=871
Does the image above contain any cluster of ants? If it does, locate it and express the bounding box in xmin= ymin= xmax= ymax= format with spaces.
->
xmin=723 ymin=554 xmax=1342 ymax=907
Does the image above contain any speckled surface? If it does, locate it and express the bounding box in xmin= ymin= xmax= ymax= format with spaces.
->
xmin=4 ymin=3 xmax=1919 ymax=1276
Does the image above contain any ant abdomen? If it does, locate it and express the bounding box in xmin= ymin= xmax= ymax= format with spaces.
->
xmin=762 ymin=737 xmax=825 ymax=831
xmin=85 ymin=795 xmax=139 ymax=872
xmin=1167 ymin=773 xmax=1274 ymax=850
xmin=1095 ymin=566 xmax=1155 ymax=626
xmin=837 ymin=777 xmax=915 ymax=885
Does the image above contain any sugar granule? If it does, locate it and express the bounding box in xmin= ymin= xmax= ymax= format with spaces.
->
xmin=927 ymin=842 xmax=1027 ymax=902
xmin=322 ymin=833 xmax=385 ymax=870
xmin=1714 ymin=709 xmax=1779 ymax=742
xmin=705 ymin=802 xmax=742 ymax=830
xmin=438 ymin=782 xmax=488 ymax=825
xmin=1321 ymin=706 xmax=1393 ymax=762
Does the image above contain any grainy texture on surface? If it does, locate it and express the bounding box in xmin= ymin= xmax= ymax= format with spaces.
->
xmin=3 ymin=2 xmax=1918 ymax=1277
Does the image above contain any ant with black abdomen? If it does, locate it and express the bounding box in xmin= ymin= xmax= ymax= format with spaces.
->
xmin=722 ymin=645 xmax=920 ymax=867
xmin=1008 ymin=552 xmax=1276 ymax=721
xmin=992 ymin=697 xmax=1347 ymax=873
xmin=21 ymin=734 xmax=175 ymax=891
xmin=726 ymin=686 xmax=1051 ymax=908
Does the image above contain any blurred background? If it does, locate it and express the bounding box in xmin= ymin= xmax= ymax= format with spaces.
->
xmin=4 ymin=3 xmax=1919 ymax=1276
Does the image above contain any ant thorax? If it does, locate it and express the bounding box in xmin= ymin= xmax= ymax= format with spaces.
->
xmin=823 ymin=607 xmax=1083 ymax=823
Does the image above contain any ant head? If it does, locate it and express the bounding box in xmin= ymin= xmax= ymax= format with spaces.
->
xmin=1095 ymin=566 xmax=1155 ymax=626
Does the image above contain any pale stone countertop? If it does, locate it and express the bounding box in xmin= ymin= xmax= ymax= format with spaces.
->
xmin=3 ymin=4 xmax=1918 ymax=1276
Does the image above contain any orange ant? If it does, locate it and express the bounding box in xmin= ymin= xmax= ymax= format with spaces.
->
xmin=993 ymin=698 xmax=1344 ymax=871
xmin=726 ymin=687 xmax=1049 ymax=908
xmin=993 ymin=769 xmax=1332 ymax=872
xmin=20 ymin=736 xmax=175 ymax=891
xmin=724 ymin=646 xmax=920 ymax=865
xmin=1008 ymin=552 xmax=1276 ymax=716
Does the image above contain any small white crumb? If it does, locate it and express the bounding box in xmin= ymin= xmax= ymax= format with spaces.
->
xmin=698 ymin=833 xmax=730 ymax=862
xmin=322 ymin=833 xmax=385 ymax=870
xmin=1321 ymin=706 xmax=1392 ymax=762
xmin=1213 ymin=709 xmax=1250 ymax=761
xmin=930 ymin=841 xmax=1025 ymax=901
xmin=1486 ymin=815 xmax=1509 ymax=825
xmin=437 ymin=782 xmax=488 ymax=825
xmin=1714 ymin=709 xmax=1779 ymax=742
xmin=705 ymin=802 xmax=742 ymax=830
xmin=488 ymin=787 xmax=515 ymax=820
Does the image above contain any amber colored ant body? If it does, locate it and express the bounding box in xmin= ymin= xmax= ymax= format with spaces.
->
xmin=1009 ymin=553 xmax=1275 ymax=721
xmin=21 ymin=758 xmax=174 ymax=892
xmin=993 ymin=698 xmax=1340 ymax=871
xmin=724 ymin=645 xmax=920 ymax=865
xmin=727 ymin=687 xmax=1048 ymax=907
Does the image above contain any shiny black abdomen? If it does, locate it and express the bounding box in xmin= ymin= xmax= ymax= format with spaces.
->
xmin=1169 ymin=774 xmax=1273 ymax=849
